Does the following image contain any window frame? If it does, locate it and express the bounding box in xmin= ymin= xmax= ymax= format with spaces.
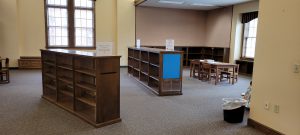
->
xmin=44 ymin=0 xmax=96 ymax=49
xmin=241 ymin=18 xmax=258 ymax=59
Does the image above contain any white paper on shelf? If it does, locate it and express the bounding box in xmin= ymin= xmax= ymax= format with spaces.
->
xmin=96 ymin=42 xmax=113 ymax=56
xmin=136 ymin=39 xmax=141 ymax=48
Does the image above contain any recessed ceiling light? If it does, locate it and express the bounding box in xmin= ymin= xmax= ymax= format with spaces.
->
xmin=158 ymin=0 xmax=184 ymax=5
xmin=191 ymin=3 xmax=216 ymax=7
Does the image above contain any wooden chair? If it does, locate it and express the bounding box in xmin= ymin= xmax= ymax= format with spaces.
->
xmin=201 ymin=63 xmax=226 ymax=85
xmin=190 ymin=60 xmax=201 ymax=78
xmin=200 ymin=63 xmax=215 ymax=81
xmin=0 ymin=58 xmax=10 ymax=84
xmin=221 ymin=64 xmax=239 ymax=84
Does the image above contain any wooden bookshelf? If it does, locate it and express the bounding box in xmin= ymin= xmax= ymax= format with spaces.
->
xmin=142 ymin=46 xmax=229 ymax=66
xmin=18 ymin=56 xmax=41 ymax=69
xmin=41 ymin=49 xmax=121 ymax=128
xmin=128 ymin=47 xmax=183 ymax=96
xmin=236 ymin=59 xmax=254 ymax=75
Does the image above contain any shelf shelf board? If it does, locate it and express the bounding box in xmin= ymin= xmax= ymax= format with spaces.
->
xmin=59 ymin=90 xmax=73 ymax=97
xmin=44 ymin=61 xmax=56 ymax=66
xmin=132 ymin=57 xmax=140 ymax=61
xmin=45 ymin=84 xmax=56 ymax=91
xmin=75 ymin=68 xmax=96 ymax=77
xmin=44 ymin=73 xmax=56 ymax=79
xmin=149 ymin=75 xmax=159 ymax=81
xmin=75 ymin=107 xmax=95 ymax=123
xmin=133 ymin=67 xmax=140 ymax=71
xmin=42 ymin=95 xmax=56 ymax=103
xmin=148 ymin=85 xmax=159 ymax=92
xmin=76 ymin=97 xmax=96 ymax=107
xmin=58 ymin=99 xmax=73 ymax=110
xmin=130 ymin=76 xmax=159 ymax=95
xmin=76 ymin=82 xmax=96 ymax=92
xmin=140 ymin=80 xmax=148 ymax=85
xmin=149 ymin=63 xmax=160 ymax=67
xmin=57 ymin=64 xmax=73 ymax=71
xmin=133 ymin=75 xmax=140 ymax=79
xmin=128 ymin=56 xmax=134 ymax=59
xmin=188 ymin=53 xmax=201 ymax=55
xmin=141 ymin=60 xmax=149 ymax=64
xmin=58 ymin=77 xmax=73 ymax=84
xmin=140 ymin=71 xmax=148 ymax=75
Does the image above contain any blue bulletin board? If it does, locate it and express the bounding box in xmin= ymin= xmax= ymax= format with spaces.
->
xmin=162 ymin=54 xmax=181 ymax=79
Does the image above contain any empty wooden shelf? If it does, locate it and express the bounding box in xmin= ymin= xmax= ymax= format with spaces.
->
xmin=236 ymin=59 xmax=254 ymax=75
xmin=41 ymin=49 xmax=121 ymax=128
xmin=142 ymin=46 xmax=230 ymax=66
xmin=18 ymin=56 xmax=42 ymax=69
xmin=128 ymin=47 xmax=183 ymax=96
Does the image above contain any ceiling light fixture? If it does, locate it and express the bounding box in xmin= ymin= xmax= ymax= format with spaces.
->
xmin=191 ymin=3 xmax=216 ymax=7
xmin=158 ymin=0 xmax=184 ymax=5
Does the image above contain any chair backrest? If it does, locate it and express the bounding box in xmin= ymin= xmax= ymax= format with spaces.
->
xmin=202 ymin=63 xmax=211 ymax=70
xmin=0 ymin=58 xmax=9 ymax=69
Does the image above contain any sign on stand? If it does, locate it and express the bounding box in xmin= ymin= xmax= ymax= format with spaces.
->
xmin=166 ymin=39 xmax=175 ymax=51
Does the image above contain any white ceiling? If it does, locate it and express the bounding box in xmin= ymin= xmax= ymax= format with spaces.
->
xmin=139 ymin=0 xmax=255 ymax=10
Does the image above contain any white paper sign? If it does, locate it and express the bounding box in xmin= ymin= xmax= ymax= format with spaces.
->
xmin=166 ymin=39 xmax=175 ymax=51
xmin=136 ymin=39 xmax=141 ymax=48
xmin=96 ymin=42 xmax=113 ymax=56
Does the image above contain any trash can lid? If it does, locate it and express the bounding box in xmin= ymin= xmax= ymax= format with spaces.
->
xmin=222 ymin=98 xmax=247 ymax=110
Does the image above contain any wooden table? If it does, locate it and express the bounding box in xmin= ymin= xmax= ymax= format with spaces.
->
xmin=194 ymin=60 xmax=237 ymax=85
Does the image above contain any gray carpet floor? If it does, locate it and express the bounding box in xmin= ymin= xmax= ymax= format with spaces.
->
xmin=0 ymin=68 xmax=264 ymax=135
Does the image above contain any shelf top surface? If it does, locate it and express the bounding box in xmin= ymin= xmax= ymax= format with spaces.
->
xmin=236 ymin=59 xmax=254 ymax=62
xmin=128 ymin=47 xmax=183 ymax=53
xmin=194 ymin=60 xmax=236 ymax=66
xmin=41 ymin=49 xmax=121 ymax=58
xmin=141 ymin=46 xmax=229 ymax=49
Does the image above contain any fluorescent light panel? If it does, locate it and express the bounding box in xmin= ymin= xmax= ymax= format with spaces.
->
xmin=191 ymin=3 xmax=216 ymax=7
xmin=158 ymin=0 xmax=184 ymax=5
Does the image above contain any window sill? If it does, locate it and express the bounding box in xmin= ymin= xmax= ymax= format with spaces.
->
xmin=46 ymin=47 xmax=96 ymax=50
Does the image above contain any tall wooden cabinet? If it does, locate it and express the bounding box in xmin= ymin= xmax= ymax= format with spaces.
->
xmin=128 ymin=47 xmax=183 ymax=96
xmin=41 ymin=49 xmax=121 ymax=127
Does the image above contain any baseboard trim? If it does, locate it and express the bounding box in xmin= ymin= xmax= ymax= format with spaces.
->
xmin=248 ymin=118 xmax=284 ymax=135
xmin=11 ymin=67 xmax=128 ymax=69
xmin=9 ymin=67 xmax=19 ymax=70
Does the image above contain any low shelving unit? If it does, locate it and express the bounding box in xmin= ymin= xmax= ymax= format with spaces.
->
xmin=41 ymin=49 xmax=121 ymax=128
xmin=142 ymin=46 xmax=230 ymax=66
xmin=128 ymin=47 xmax=183 ymax=96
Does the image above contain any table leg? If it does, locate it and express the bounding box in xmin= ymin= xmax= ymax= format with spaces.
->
xmin=232 ymin=66 xmax=235 ymax=85
xmin=198 ymin=63 xmax=201 ymax=80
xmin=190 ymin=63 xmax=193 ymax=77
xmin=215 ymin=66 xmax=219 ymax=85
xmin=0 ymin=72 xmax=3 ymax=81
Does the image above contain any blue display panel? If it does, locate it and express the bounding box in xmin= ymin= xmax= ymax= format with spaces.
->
xmin=162 ymin=54 xmax=181 ymax=79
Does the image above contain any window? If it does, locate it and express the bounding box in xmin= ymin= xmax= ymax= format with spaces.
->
xmin=242 ymin=18 xmax=258 ymax=58
xmin=45 ymin=0 xmax=95 ymax=48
